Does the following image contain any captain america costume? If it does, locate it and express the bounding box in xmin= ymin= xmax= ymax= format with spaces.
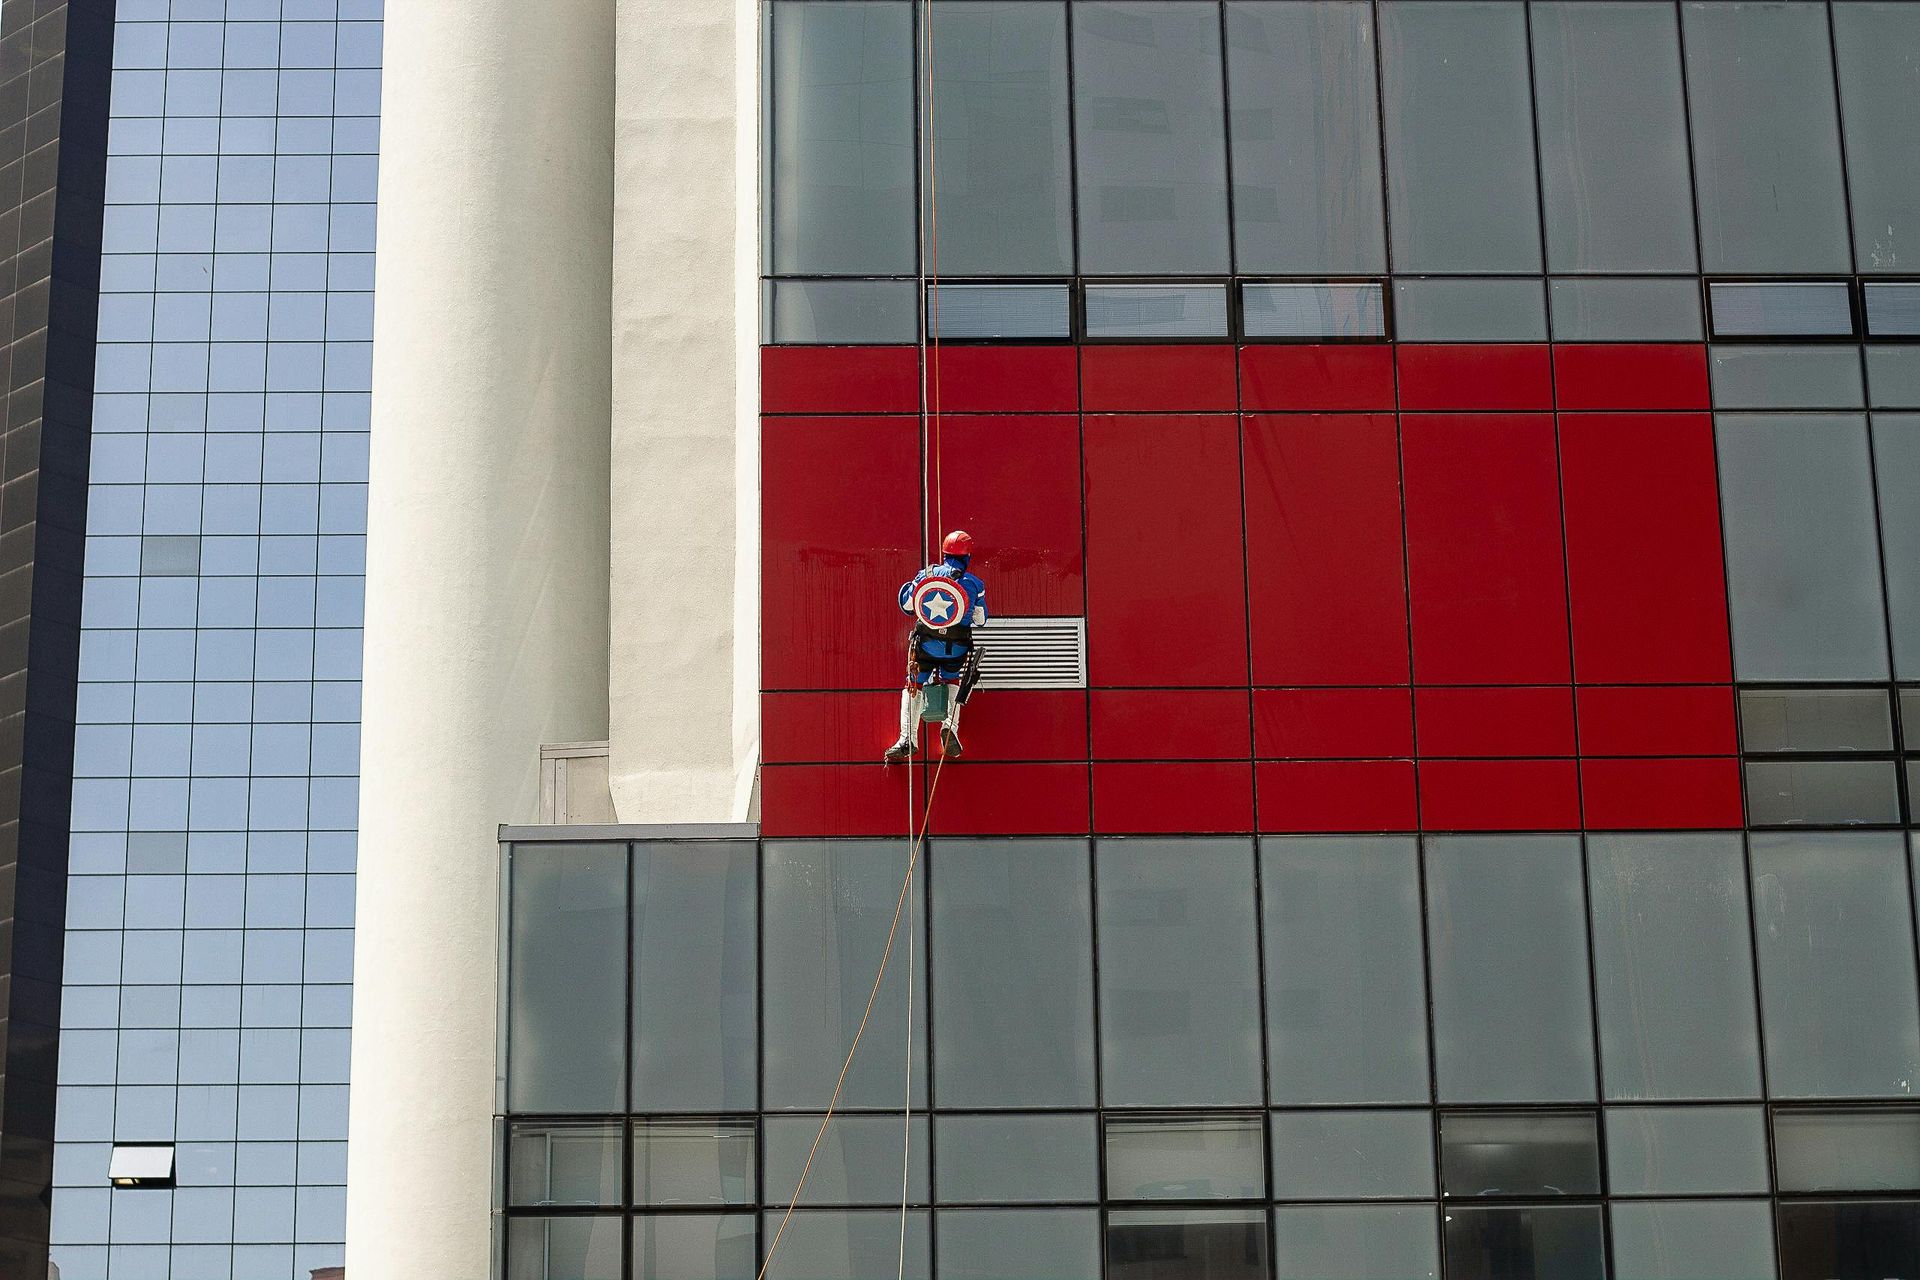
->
xmin=885 ymin=531 xmax=985 ymax=762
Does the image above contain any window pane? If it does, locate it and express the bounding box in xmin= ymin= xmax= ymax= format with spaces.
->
xmin=1548 ymin=278 xmax=1703 ymax=341
xmin=1107 ymin=1208 xmax=1268 ymax=1280
xmin=1715 ymin=414 xmax=1890 ymax=680
xmin=1750 ymin=833 xmax=1920 ymax=1098
xmin=1269 ymin=1111 xmax=1435 ymax=1201
xmin=1442 ymin=1205 xmax=1605 ymax=1280
xmin=1439 ymin=1113 xmax=1600 ymax=1199
xmin=1106 ymin=1114 xmax=1266 ymax=1202
xmin=1745 ymin=760 xmax=1903 ymax=827
xmin=930 ymin=284 xmax=1071 ymax=341
xmin=1084 ymin=284 xmax=1229 ymax=340
xmin=1096 ymin=839 xmax=1262 ymax=1107
xmin=759 ymin=1210 xmax=930 ymax=1280
xmin=1425 ymin=836 xmax=1595 ymax=1103
xmin=933 ymin=1114 xmax=1099 ymax=1205
xmin=1873 ymin=416 xmax=1920 ymax=678
xmin=766 ymin=280 xmax=918 ymax=344
xmin=762 ymin=841 xmax=926 ymax=1110
xmin=1379 ymin=1 xmax=1541 ymax=272
xmin=1225 ymin=0 xmax=1385 ymax=273
xmin=633 ymin=1120 xmax=755 ymax=1207
xmin=1603 ymin=1106 xmax=1770 ymax=1195
xmin=931 ymin=839 xmax=1094 ymax=1107
xmin=1261 ymin=836 xmax=1427 ymax=1105
xmin=1868 ymin=348 xmax=1920 ymax=409
xmin=1608 ymin=1201 xmax=1777 ymax=1280
xmin=1532 ymin=2 xmax=1695 ymax=272
xmin=506 ymin=1216 xmax=623 ymax=1280
xmin=1775 ymin=1110 xmax=1920 ymax=1192
xmin=1710 ymin=347 xmax=1864 ymax=410
xmin=925 ymin=1 xmax=1073 ymax=274
xmin=1682 ymin=1 xmax=1850 ymax=272
xmin=1776 ymin=1201 xmax=1920 ymax=1280
xmin=1071 ymin=2 xmax=1230 ymax=274
xmin=1740 ymin=689 xmax=1895 ymax=753
xmin=507 ymin=843 xmax=625 ymax=1112
xmin=1865 ymin=284 xmax=1920 ymax=337
xmin=1833 ymin=4 xmax=1920 ymax=274
xmin=1270 ymin=1205 xmax=1438 ymax=1280
xmin=508 ymin=1121 xmax=622 ymax=1208
xmin=633 ymin=1214 xmax=755 ymax=1280
xmin=1710 ymin=282 xmax=1856 ymax=338
xmin=633 ymin=841 xmax=757 ymax=1111
xmin=1241 ymin=283 xmax=1385 ymax=341
xmin=767 ymin=1 xmax=915 ymax=274
xmin=761 ymin=1114 xmax=927 ymax=1206
xmin=1391 ymin=279 xmax=1546 ymax=342
xmin=1586 ymin=834 xmax=1762 ymax=1100
xmin=935 ymin=1209 xmax=1099 ymax=1280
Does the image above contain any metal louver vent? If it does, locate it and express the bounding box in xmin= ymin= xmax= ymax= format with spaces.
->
xmin=974 ymin=616 xmax=1086 ymax=690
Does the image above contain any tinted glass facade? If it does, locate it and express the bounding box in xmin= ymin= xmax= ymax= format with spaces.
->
xmin=50 ymin=3 xmax=381 ymax=1277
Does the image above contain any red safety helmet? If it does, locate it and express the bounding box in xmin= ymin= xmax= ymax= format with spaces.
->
xmin=942 ymin=530 xmax=974 ymax=558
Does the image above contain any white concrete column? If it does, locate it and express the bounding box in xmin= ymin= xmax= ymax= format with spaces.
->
xmin=607 ymin=0 xmax=761 ymax=824
xmin=344 ymin=0 xmax=613 ymax=1273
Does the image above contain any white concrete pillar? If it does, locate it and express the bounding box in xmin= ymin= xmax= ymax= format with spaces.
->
xmin=607 ymin=0 xmax=761 ymax=824
xmin=344 ymin=0 xmax=613 ymax=1272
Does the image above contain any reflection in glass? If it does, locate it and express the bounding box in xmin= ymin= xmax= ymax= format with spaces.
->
xmin=1776 ymin=1200 xmax=1920 ymax=1280
xmin=633 ymin=842 xmax=758 ymax=1111
xmin=1084 ymin=285 xmax=1229 ymax=340
xmin=762 ymin=1114 xmax=929 ymax=1206
xmin=1106 ymin=1114 xmax=1265 ymax=1202
xmin=1740 ymin=689 xmax=1895 ymax=753
xmin=632 ymin=1120 xmax=755 ymax=1207
xmin=507 ymin=844 xmax=626 ymax=1113
xmin=1745 ymin=760 xmax=1902 ymax=827
xmin=935 ymin=1208 xmax=1101 ymax=1280
xmin=1442 ymin=1205 xmax=1605 ymax=1280
xmin=1269 ymin=1111 xmax=1434 ymax=1201
xmin=1107 ymin=1207 xmax=1269 ymax=1280
xmin=1240 ymin=284 xmax=1385 ymax=340
xmin=1270 ymin=1205 xmax=1439 ymax=1280
xmin=1603 ymin=1106 xmax=1770 ymax=1197
xmin=757 ymin=1209 xmax=931 ymax=1280
xmin=508 ymin=1120 xmax=622 ymax=1208
xmin=1774 ymin=1110 xmax=1920 ymax=1193
xmin=1608 ymin=1201 xmax=1777 ymax=1280
xmin=933 ymin=1113 xmax=1100 ymax=1205
xmin=1439 ymin=1112 xmax=1600 ymax=1199
xmin=506 ymin=1215 xmax=624 ymax=1280
xmin=633 ymin=1214 xmax=756 ymax=1280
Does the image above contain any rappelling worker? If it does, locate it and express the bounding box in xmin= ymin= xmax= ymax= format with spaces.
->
xmin=885 ymin=530 xmax=986 ymax=763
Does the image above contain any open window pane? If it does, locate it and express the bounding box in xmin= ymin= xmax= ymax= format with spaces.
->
xmin=1710 ymin=282 xmax=1856 ymax=338
xmin=508 ymin=1120 xmax=622 ymax=1208
xmin=930 ymin=285 xmax=1071 ymax=341
xmin=1106 ymin=1114 xmax=1266 ymax=1202
xmin=633 ymin=841 xmax=757 ymax=1111
xmin=1084 ymin=284 xmax=1228 ymax=340
xmin=1108 ymin=1208 xmax=1269 ymax=1280
xmin=507 ymin=844 xmax=625 ymax=1113
xmin=1439 ymin=1113 xmax=1600 ymax=1199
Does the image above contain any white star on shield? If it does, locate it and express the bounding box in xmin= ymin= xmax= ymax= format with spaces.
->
xmin=922 ymin=593 xmax=956 ymax=625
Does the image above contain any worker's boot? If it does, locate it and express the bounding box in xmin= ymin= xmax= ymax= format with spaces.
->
xmin=939 ymin=695 xmax=964 ymax=759
xmin=883 ymin=687 xmax=922 ymax=763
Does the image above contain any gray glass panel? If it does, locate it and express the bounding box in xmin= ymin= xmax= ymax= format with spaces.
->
xmin=762 ymin=1114 xmax=927 ymax=1206
xmin=933 ymin=1114 xmax=1099 ymax=1205
xmin=768 ymin=2 xmax=915 ymax=274
xmin=1777 ymin=1201 xmax=1920 ymax=1280
xmin=507 ymin=844 xmax=625 ymax=1113
xmin=507 ymin=1216 xmax=624 ymax=1280
xmin=1609 ymin=1201 xmax=1777 ymax=1280
xmin=1682 ymin=1 xmax=1850 ymax=272
xmin=936 ymin=1209 xmax=1100 ymax=1280
xmin=1711 ymin=282 xmax=1856 ymax=338
xmin=1865 ymin=284 xmax=1920 ymax=337
xmin=1740 ymin=689 xmax=1895 ymax=753
xmin=508 ymin=1121 xmax=622 ymax=1208
xmin=1532 ymin=2 xmax=1695 ymax=272
xmin=1108 ymin=1209 xmax=1268 ymax=1280
xmin=1083 ymin=284 xmax=1228 ymax=340
xmin=634 ymin=841 xmax=757 ymax=1111
xmin=1391 ymin=279 xmax=1546 ymax=343
xmin=1868 ymin=348 xmax=1920 ymax=410
xmin=1750 ymin=833 xmax=1920 ymax=1098
xmin=1872 ymin=416 xmax=1920 ymax=678
xmin=1106 ymin=1114 xmax=1265 ymax=1202
xmin=1261 ymin=836 xmax=1428 ymax=1105
xmin=1776 ymin=1110 xmax=1920 ymax=1192
xmin=1096 ymin=839 xmax=1263 ymax=1107
xmin=1425 ymin=836 xmax=1596 ymax=1103
xmin=1440 ymin=1112 xmax=1600 ymax=1198
xmin=1833 ymin=4 xmax=1920 ymax=273
xmin=1603 ymin=1106 xmax=1771 ymax=1195
xmin=1715 ymin=414 xmax=1889 ymax=680
xmin=633 ymin=1120 xmax=756 ymax=1207
xmin=1711 ymin=347 xmax=1865 ymax=410
xmin=930 ymin=285 xmax=1071 ymax=341
xmin=1271 ymin=1205 xmax=1439 ymax=1280
xmin=1379 ymin=2 xmax=1541 ymax=272
xmin=1586 ymin=833 xmax=1763 ymax=1100
xmin=1745 ymin=760 xmax=1902 ymax=827
xmin=1241 ymin=283 xmax=1385 ymax=340
xmin=1269 ymin=1111 xmax=1435 ymax=1201
xmin=1072 ymin=2 xmax=1230 ymax=274
xmin=766 ymin=280 xmax=917 ymax=345
xmin=931 ymin=839 xmax=1094 ymax=1108
xmin=1225 ymin=1 xmax=1385 ymax=273
xmin=1906 ymin=691 xmax=1920 ymax=740
xmin=759 ymin=1210 xmax=930 ymax=1280
xmin=925 ymin=1 xmax=1074 ymax=275
xmin=139 ymin=535 xmax=200 ymax=576
xmin=762 ymin=841 xmax=926 ymax=1110
xmin=1548 ymin=279 xmax=1703 ymax=342
xmin=1444 ymin=1205 xmax=1605 ymax=1280
xmin=633 ymin=1214 xmax=756 ymax=1280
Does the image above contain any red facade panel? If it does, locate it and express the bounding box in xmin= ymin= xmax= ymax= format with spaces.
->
xmin=1415 ymin=687 xmax=1576 ymax=758
xmin=932 ymin=690 xmax=1088 ymax=762
xmin=1256 ymin=760 xmax=1418 ymax=833
xmin=1418 ymin=758 xmax=1581 ymax=831
xmin=1080 ymin=344 xmax=1238 ymax=413
xmin=1239 ymin=345 xmax=1396 ymax=411
xmin=1560 ymin=413 xmax=1732 ymax=684
xmin=1580 ymin=758 xmax=1744 ymax=829
xmin=1093 ymin=762 xmax=1255 ymax=834
xmin=1085 ymin=415 xmax=1249 ymax=686
xmin=1396 ymin=344 xmax=1553 ymax=411
xmin=761 ymin=345 xmax=920 ymax=415
xmin=930 ymin=763 xmax=1091 ymax=835
xmin=1401 ymin=414 xmax=1570 ymax=684
xmin=1091 ymin=689 xmax=1250 ymax=761
xmin=1252 ymin=688 xmax=1414 ymax=759
xmin=1552 ymin=344 xmax=1710 ymax=411
xmin=933 ymin=345 xmax=1079 ymax=413
xmin=760 ymin=764 xmax=921 ymax=838
xmin=1244 ymin=414 xmax=1410 ymax=685
xmin=762 ymin=691 xmax=901 ymax=764
xmin=924 ymin=414 xmax=1084 ymax=616
xmin=1575 ymin=685 xmax=1739 ymax=757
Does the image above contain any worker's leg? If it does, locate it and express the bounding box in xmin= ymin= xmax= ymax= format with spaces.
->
xmin=883 ymin=683 xmax=923 ymax=763
xmin=939 ymin=684 xmax=964 ymax=759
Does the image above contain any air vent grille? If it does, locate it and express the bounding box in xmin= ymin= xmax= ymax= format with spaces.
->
xmin=974 ymin=616 xmax=1086 ymax=690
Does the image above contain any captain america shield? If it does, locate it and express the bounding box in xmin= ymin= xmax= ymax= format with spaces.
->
xmin=911 ymin=577 xmax=969 ymax=631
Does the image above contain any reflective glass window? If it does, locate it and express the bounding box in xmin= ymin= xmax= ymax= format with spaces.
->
xmin=633 ymin=841 xmax=757 ymax=1111
xmin=1083 ymin=283 xmax=1228 ymax=340
xmin=632 ymin=1214 xmax=756 ymax=1280
xmin=1107 ymin=1208 xmax=1268 ymax=1280
xmin=1442 ymin=1205 xmax=1605 ymax=1280
xmin=1224 ymin=0 xmax=1384 ymax=274
xmin=1873 ymin=416 xmax=1920 ymax=678
xmin=765 ymin=280 xmax=918 ymax=345
xmin=1745 ymin=760 xmax=1903 ymax=827
xmin=1439 ymin=1112 xmax=1600 ymax=1199
xmin=505 ymin=1216 xmax=623 ymax=1280
xmin=1775 ymin=1110 xmax=1920 ymax=1192
xmin=1776 ymin=1201 xmax=1920 ymax=1280
xmin=1710 ymin=347 xmax=1865 ymax=410
xmin=1865 ymin=284 xmax=1920 ymax=338
xmin=1240 ymin=283 xmax=1385 ymax=341
xmin=1603 ymin=1106 xmax=1770 ymax=1196
xmin=1868 ymin=348 xmax=1920 ymax=409
xmin=1548 ymin=278 xmax=1703 ymax=342
xmin=507 ymin=1121 xmax=621 ymax=1209
xmin=632 ymin=1120 xmax=756 ymax=1207
xmin=762 ymin=1114 xmax=927 ymax=1207
xmin=1741 ymin=689 xmax=1896 ymax=753
xmin=930 ymin=285 xmax=1071 ymax=341
xmin=1269 ymin=1110 xmax=1435 ymax=1201
xmin=756 ymin=1209 xmax=930 ymax=1280
xmin=506 ymin=843 xmax=625 ymax=1113
xmin=1071 ymin=2 xmax=1230 ymax=274
xmin=1391 ymin=279 xmax=1545 ymax=343
xmin=1710 ymin=282 xmax=1856 ymax=339
xmin=1270 ymin=1205 xmax=1438 ymax=1280
xmin=1832 ymin=4 xmax=1920 ymax=274
xmin=934 ymin=1209 xmax=1099 ymax=1280
xmin=1105 ymin=1114 xmax=1265 ymax=1202
xmin=1608 ymin=1201 xmax=1777 ymax=1280
xmin=932 ymin=1114 xmax=1099 ymax=1205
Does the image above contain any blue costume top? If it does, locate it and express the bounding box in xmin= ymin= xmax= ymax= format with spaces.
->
xmin=899 ymin=554 xmax=986 ymax=683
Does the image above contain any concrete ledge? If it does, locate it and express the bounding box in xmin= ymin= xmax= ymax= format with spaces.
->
xmin=499 ymin=821 xmax=761 ymax=842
